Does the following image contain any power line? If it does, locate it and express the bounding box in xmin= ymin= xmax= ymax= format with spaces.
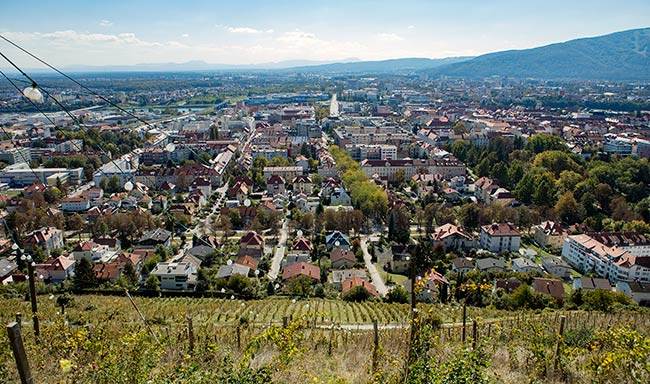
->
xmin=0 ymin=33 xmax=157 ymax=130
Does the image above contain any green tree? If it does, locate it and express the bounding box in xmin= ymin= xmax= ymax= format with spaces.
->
xmin=284 ymin=275 xmax=314 ymax=297
xmin=107 ymin=175 xmax=121 ymax=193
xmin=73 ymin=258 xmax=98 ymax=291
xmin=532 ymin=172 xmax=557 ymax=207
xmin=343 ymin=286 xmax=372 ymax=302
xmin=525 ymin=133 xmax=568 ymax=154
xmin=144 ymin=275 xmax=160 ymax=291
xmin=385 ymin=285 xmax=409 ymax=303
xmin=122 ymin=262 xmax=139 ymax=287
xmin=555 ymin=191 xmax=583 ymax=224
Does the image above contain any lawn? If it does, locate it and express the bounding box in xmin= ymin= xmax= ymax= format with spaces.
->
xmin=374 ymin=262 xmax=408 ymax=287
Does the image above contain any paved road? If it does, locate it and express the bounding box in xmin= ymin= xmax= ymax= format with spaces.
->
xmin=329 ymin=93 xmax=339 ymax=118
xmin=268 ymin=219 xmax=289 ymax=280
xmin=361 ymin=234 xmax=388 ymax=296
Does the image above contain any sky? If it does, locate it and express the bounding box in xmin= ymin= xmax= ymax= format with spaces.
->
xmin=0 ymin=0 xmax=649 ymax=68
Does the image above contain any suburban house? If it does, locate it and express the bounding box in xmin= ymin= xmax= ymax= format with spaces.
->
xmin=329 ymin=188 xmax=352 ymax=206
xmin=511 ymin=257 xmax=542 ymax=273
xmin=34 ymin=255 xmax=75 ymax=284
xmin=137 ymin=228 xmax=172 ymax=249
xmin=282 ymin=262 xmax=321 ymax=282
xmin=235 ymin=255 xmax=259 ymax=273
xmin=216 ymin=263 xmax=250 ymax=279
xmin=615 ymin=281 xmax=650 ymax=305
xmin=573 ymin=277 xmax=612 ymax=291
xmin=331 ymin=248 xmax=357 ymax=269
xmin=188 ymin=245 xmax=216 ymax=261
xmin=61 ymin=196 xmax=91 ymax=212
xmin=23 ymin=226 xmax=64 ymax=255
xmin=386 ymin=244 xmax=411 ymax=274
xmin=292 ymin=175 xmax=313 ymax=194
xmin=72 ymin=241 xmax=110 ymax=262
xmin=534 ymin=221 xmax=567 ymax=249
xmin=542 ymin=257 xmax=573 ymax=279
xmin=266 ymin=174 xmax=286 ymax=195
xmin=282 ymin=253 xmax=311 ymax=268
xmin=532 ymin=277 xmax=565 ymax=304
xmin=325 ymin=231 xmax=351 ymax=251
xmin=239 ymin=231 xmax=265 ymax=258
xmin=93 ymin=263 xmax=123 ymax=284
xmin=292 ymin=237 xmax=313 ymax=253
xmin=451 ymin=257 xmax=475 ymax=274
xmin=342 ymin=276 xmax=378 ymax=297
xmin=476 ymin=257 xmax=507 ymax=273
xmin=150 ymin=261 xmax=198 ymax=290
xmin=331 ymin=269 xmax=368 ymax=290
xmin=493 ymin=278 xmax=522 ymax=294
xmin=227 ymin=182 xmax=249 ymax=205
xmin=480 ymin=223 xmax=521 ymax=253
xmin=431 ymin=223 xmax=476 ymax=251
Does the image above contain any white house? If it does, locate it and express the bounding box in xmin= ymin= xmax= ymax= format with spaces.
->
xmin=61 ymin=196 xmax=91 ymax=212
xmin=150 ymin=262 xmax=198 ymax=291
xmin=512 ymin=257 xmax=542 ymax=273
xmin=480 ymin=223 xmax=521 ymax=253
xmin=72 ymin=241 xmax=109 ymax=262
xmin=431 ymin=223 xmax=476 ymax=251
xmin=542 ymin=257 xmax=572 ymax=279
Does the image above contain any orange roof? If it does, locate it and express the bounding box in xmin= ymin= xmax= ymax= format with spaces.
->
xmin=342 ymin=276 xmax=378 ymax=297
xmin=282 ymin=262 xmax=320 ymax=281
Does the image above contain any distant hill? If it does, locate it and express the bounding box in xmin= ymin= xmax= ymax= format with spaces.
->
xmin=286 ymin=57 xmax=473 ymax=74
xmin=58 ymin=58 xmax=363 ymax=73
xmin=426 ymin=28 xmax=650 ymax=81
xmin=55 ymin=57 xmax=470 ymax=74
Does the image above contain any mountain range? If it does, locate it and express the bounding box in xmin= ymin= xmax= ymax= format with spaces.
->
xmin=426 ymin=27 xmax=650 ymax=81
xmin=12 ymin=27 xmax=650 ymax=80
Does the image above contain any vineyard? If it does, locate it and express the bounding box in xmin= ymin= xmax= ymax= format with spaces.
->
xmin=0 ymin=294 xmax=649 ymax=383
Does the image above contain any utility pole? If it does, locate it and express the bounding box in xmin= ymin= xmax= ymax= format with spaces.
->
xmin=12 ymin=245 xmax=39 ymax=340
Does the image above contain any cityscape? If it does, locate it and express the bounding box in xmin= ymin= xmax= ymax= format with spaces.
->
xmin=0 ymin=1 xmax=649 ymax=383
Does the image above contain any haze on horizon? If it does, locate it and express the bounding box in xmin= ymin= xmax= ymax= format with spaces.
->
xmin=1 ymin=0 xmax=649 ymax=69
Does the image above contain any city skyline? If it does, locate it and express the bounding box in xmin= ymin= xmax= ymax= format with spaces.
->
xmin=0 ymin=0 xmax=649 ymax=68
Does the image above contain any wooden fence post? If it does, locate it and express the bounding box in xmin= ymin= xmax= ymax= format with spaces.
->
xmin=187 ymin=316 xmax=194 ymax=354
xmin=461 ymin=304 xmax=467 ymax=343
xmin=282 ymin=316 xmax=288 ymax=328
xmin=328 ymin=323 xmax=335 ymax=356
xmin=7 ymin=322 xmax=34 ymax=384
xmin=554 ymin=315 xmax=566 ymax=372
xmin=472 ymin=320 xmax=478 ymax=350
xmin=372 ymin=319 xmax=379 ymax=373
xmin=15 ymin=313 xmax=22 ymax=327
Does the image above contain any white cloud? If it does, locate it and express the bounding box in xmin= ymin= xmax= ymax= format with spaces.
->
xmin=99 ymin=20 xmax=113 ymax=27
xmin=377 ymin=33 xmax=403 ymax=42
xmin=181 ymin=33 xmax=190 ymax=38
xmin=407 ymin=25 xmax=416 ymax=30
xmin=226 ymin=26 xmax=273 ymax=34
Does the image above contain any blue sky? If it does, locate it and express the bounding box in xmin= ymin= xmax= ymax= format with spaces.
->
xmin=1 ymin=0 xmax=649 ymax=67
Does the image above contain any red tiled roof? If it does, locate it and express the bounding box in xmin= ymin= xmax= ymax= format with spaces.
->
xmin=342 ymin=276 xmax=378 ymax=297
xmin=282 ymin=262 xmax=320 ymax=281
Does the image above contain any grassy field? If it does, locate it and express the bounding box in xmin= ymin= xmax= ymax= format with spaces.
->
xmin=0 ymin=295 xmax=648 ymax=383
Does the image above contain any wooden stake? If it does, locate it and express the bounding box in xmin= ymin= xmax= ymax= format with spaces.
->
xmin=372 ymin=319 xmax=379 ymax=373
xmin=472 ymin=320 xmax=478 ymax=350
xmin=461 ymin=304 xmax=467 ymax=343
xmin=6 ymin=322 xmax=34 ymax=384
xmin=554 ymin=315 xmax=566 ymax=372
xmin=187 ymin=316 xmax=194 ymax=354
xmin=125 ymin=290 xmax=160 ymax=345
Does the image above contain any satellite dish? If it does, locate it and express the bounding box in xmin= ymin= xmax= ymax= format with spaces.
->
xmin=334 ymin=240 xmax=340 ymax=247
xmin=244 ymin=199 xmax=251 ymax=207
xmin=297 ymin=230 xmax=303 ymax=237
xmin=230 ymin=295 xmax=235 ymax=300
xmin=227 ymin=259 xmax=233 ymax=266
xmin=220 ymin=288 xmax=225 ymax=293
xmin=165 ymin=143 xmax=176 ymax=152
xmin=124 ymin=181 xmax=133 ymax=191
xmin=254 ymin=269 xmax=260 ymax=276
xmin=11 ymin=244 xmax=18 ymax=251
xmin=291 ymin=299 xmax=296 ymax=304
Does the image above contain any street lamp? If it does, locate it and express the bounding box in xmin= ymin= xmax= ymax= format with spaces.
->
xmin=12 ymin=244 xmax=39 ymax=339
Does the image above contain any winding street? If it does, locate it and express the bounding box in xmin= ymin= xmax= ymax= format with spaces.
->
xmin=268 ymin=218 xmax=289 ymax=280
xmin=361 ymin=234 xmax=388 ymax=296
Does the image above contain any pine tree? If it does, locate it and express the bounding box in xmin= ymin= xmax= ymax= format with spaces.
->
xmin=73 ymin=258 xmax=98 ymax=291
